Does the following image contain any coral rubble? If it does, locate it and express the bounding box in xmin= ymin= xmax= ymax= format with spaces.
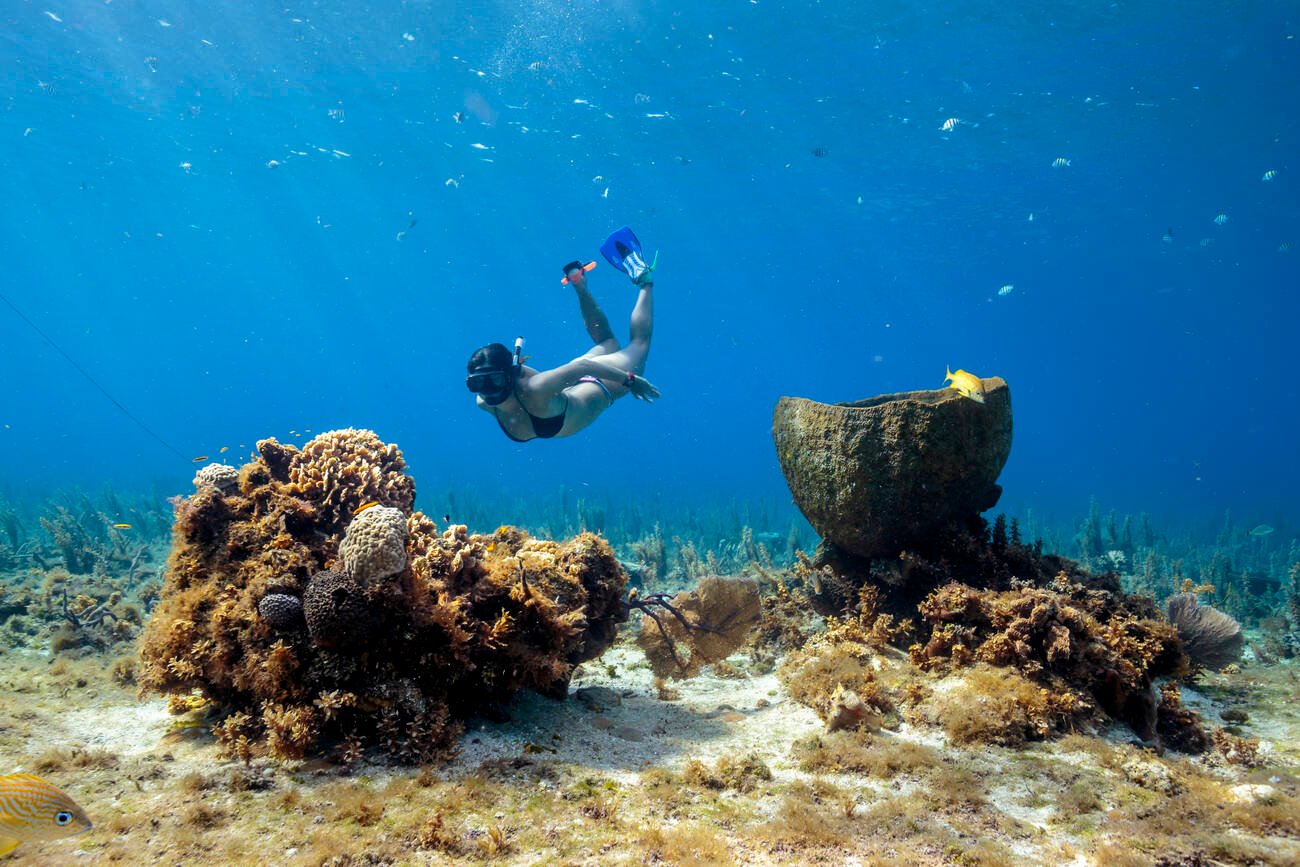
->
xmin=137 ymin=429 xmax=627 ymax=761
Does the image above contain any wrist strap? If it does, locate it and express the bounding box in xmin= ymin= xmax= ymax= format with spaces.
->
xmin=624 ymin=370 xmax=635 ymax=388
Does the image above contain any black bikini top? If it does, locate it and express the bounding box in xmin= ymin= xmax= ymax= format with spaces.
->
xmin=494 ymin=403 xmax=564 ymax=442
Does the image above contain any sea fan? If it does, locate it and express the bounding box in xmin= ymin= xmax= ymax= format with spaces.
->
xmin=636 ymin=576 xmax=762 ymax=678
xmin=1166 ymin=593 xmax=1244 ymax=672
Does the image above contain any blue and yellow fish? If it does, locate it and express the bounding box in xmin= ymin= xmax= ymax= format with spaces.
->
xmin=0 ymin=773 xmax=92 ymax=856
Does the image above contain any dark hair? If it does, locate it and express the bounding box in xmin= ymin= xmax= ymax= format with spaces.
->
xmin=467 ymin=342 xmax=512 ymax=374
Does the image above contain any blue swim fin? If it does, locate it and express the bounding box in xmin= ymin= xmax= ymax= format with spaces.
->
xmin=600 ymin=226 xmax=658 ymax=285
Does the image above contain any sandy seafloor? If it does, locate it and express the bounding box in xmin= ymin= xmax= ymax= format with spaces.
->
xmin=2 ymin=638 xmax=1298 ymax=866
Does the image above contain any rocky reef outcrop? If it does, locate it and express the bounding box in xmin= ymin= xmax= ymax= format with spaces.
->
xmin=137 ymin=428 xmax=627 ymax=762
xmin=769 ymin=379 xmax=1204 ymax=747
xmin=773 ymin=379 xmax=1012 ymax=561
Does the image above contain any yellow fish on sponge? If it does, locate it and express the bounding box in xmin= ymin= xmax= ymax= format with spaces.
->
xmin=0 ymin=773 xmax=93 ymax=855
xmin=944 ymin=366 xmax=986 ymax=403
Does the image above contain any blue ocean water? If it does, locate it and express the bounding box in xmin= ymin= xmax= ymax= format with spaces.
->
xmin=1 ymin=1 xmax=1296 ymax=534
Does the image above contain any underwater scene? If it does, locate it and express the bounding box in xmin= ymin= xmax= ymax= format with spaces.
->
xmin=1 ymin=1 xmax=1298 ymax=864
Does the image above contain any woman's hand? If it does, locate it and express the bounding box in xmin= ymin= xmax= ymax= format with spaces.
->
xmin=625 ymin=373 xmax=660 ymax=402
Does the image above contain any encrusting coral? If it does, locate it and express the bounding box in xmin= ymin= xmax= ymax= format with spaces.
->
xmin=137 ymin=429 xmax=627 ymax=762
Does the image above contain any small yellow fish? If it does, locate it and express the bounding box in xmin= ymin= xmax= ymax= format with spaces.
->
xmin=191 ymin=455 xmax=209 ymax=463
xmin=219 ymin=446 xmax=228 ymax=453
xmin=352 ymin=501 xmax=379 ymax=515
xmin=1261 ymin=169 xmax=1277 ymax=182
xmin=944 ymin=366 xmax=986 ymax=403
xmin=0 ymin=773 xmax=93 ymax=856
xmin=111 ymin=523 xmax=132 ymax=530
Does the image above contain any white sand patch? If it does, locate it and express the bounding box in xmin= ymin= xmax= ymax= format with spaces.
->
xmin=443 ymin=643 xmax=825 ymax=787
xmin=57 ymin=699 xmax=172 ymax=756
xmin=989 ymin=779 xmax=1055 ymax=830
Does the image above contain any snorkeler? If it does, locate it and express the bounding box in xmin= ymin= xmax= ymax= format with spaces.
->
xmin=466 ymin=227 xmax=661 ymax=442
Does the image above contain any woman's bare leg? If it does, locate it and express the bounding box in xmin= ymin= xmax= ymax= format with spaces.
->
xmin=572 ymin=276 xmax=616 ymax=348
xmin=601 ymin=282 xmax=654 ymax=374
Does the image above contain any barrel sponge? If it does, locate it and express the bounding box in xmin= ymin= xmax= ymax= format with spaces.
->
xmin=302 ymin=569 xmax=377 ymax=651
xmin=340 ymin=505 xmax=408 ymax=584
xmin=288 ymin=428 xmax=416 ymax=531
xmin=193 ymin=463 xmax=240 ymax=493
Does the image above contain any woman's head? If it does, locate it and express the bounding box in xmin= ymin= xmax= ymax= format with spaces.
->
xmin=466 ymin=342 xmax=515 ymax=405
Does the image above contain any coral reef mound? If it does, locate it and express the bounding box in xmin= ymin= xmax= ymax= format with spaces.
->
xmin=910 ymin=575 xmax=1186 ymax=739
xmin=137 ymin=430 xmax=627 ymax=762
xmin=772 ymin=380 xmax=1011 ymax=560
xmin=776 ymin=519 xmax=1200 ymax=748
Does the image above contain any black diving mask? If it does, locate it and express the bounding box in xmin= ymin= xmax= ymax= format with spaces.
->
xmin=466 ymin=368 xmax=513 ymax=405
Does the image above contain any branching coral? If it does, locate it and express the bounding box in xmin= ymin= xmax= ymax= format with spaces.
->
xmin=287 ymin=428 xmax=416 ymax=534
xmin=137 ymin=430 xmax=627 ymax=762
xmin=39 ymin=506 xmax=101 ymax=574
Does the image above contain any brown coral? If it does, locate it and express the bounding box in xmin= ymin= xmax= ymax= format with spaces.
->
xmin=908 ymin=576 xmax=1186 ymax=740
xmin=302 ymin=570 xmax=379 ymax=650
xmin=339 ymin=505 xmax=408 ymax=585
xmin=287 ymin=428 xmax=416 ymax=534
xmin=137 ymin=431 xmax=627 ymax=762
xmin=257 ymin=592 xmax=304 ymax=631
